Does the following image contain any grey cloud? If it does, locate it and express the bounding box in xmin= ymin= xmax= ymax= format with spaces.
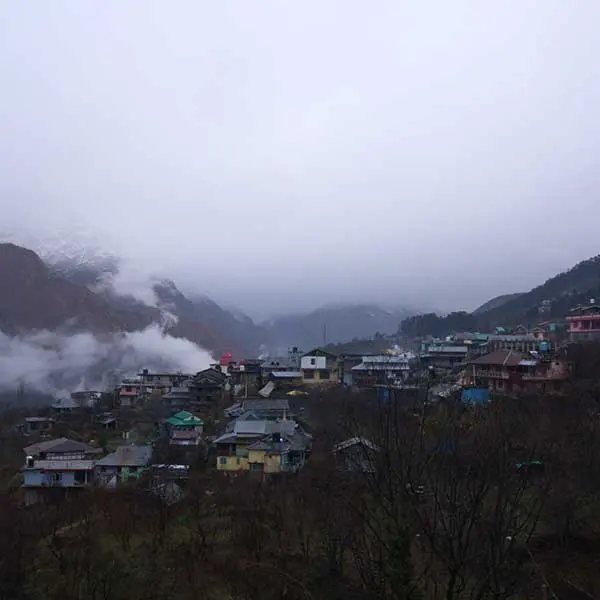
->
xmin=1 ymin=0 xmax=600 ymax=317
xmin=0 ymin=326 xmax=213 ymax=395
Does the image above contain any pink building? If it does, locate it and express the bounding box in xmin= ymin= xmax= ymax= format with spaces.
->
xmin=566 ymin=305 xmax=600 ymax=341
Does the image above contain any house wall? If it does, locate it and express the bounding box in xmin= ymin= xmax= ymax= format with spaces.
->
xmin=248 ymin=449 xmax=266 ymax=464
xmin=302 ymin=367 xmax=339 ymax=384
xmin=567 ymin=315 xmax=600 ymax=340
xmin=264 ymin=454 xmax=283 ymax=473
xmin=217 ymin=456 xmax=249 ymax=471
xmin=23 ymin=469 xmax=85 ymax=487
xmin=249 ymin=450 xmax=285 ymax=473
xmin=301 ymin=356 xmax=327 ymax=370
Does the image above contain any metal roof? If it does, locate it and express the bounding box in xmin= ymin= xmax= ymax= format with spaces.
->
xmin=23 ymin=459 xmax=95 ymax=471
xmin=425 ymin=345 xmax=469 ymax=353
xmin=260 ymin=357 xmax=293 ymax=368
xmin=333 ymin=437 xmax=379 ymax=453
xmin=24 ymin=437 xmax=99 ymax=456
xmin=242 ymin=399 xmax=290 ymax=411
xmin=95 ymin=445 xmax=152 ymax=467
xmin=352 ymin=362 xmax=409 ymax=371
xmin=271 ymin=371 xmax=302 ymax=378
xmin=165 ymin=410 xmax=203 ymax=426
xmin=51 ymin=397 xmax=79 ymax=409
xmin=488 ymin=334 xmax=538 ymax=342
xmin=471 ymin=350 xmax=526 ymax=367
xmin=360 ymin=355 xmax=411 ymax=364
xmin=214 ymin=418 xmax=300 ymax=444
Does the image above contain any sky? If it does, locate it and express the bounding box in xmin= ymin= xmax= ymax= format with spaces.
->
xmin=1 ymin=1 xmax=600 ymax=319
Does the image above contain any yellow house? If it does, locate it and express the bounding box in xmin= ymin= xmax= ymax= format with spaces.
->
xmin=214 ymin=419 xmax=311 ymax=473
xmin=300 ymin=349 xmax=340 ymax=385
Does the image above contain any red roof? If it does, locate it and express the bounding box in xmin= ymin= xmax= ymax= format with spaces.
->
xmin=219 ymin=351 xmax=233 ymax=365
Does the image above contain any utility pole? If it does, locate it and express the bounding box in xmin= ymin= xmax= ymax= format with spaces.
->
xmin=17 ymin=380 xmax=25 ymax=405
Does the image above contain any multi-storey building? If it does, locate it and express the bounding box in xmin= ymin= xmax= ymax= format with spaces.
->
xmin=22 ymin=437 xmax=102 ymax=505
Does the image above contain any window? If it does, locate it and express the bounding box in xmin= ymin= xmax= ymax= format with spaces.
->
xmin=74 ymin=471 xmax=86 ymax=484
xmin=219 ymin=457 xmax=228 ymax=465
xmin=310 ymin=358 xmax=316 ymax=365
xmin=250 ymin=463 xmax=262 ymax=472
xmin=303 ymin=370 xmax=315 ymax=379
xmin=319 ymin=370 xmax=330 ymax=380
xmin=129 ymin=466 xmax=138 ymax=473
xmin=236 ymin=458 xmax=241 ymax=465
xmin=52 ymin=472 xmax=62 ymax=482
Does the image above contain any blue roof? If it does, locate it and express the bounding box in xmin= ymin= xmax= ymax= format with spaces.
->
xmin=271 ymin=371 xmax=302 ymax=378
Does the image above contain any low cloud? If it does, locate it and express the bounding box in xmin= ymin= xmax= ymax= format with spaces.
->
xmin=93 ymin=259 xmax=162 ymax=308
xmin=0 ymin=325 xmax=213 ymax=397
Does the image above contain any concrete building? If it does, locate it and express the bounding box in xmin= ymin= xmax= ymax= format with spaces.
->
xmin=22 ymin=437 xmax=102 ymax=505
xmin=566 ymin=304 xmax=600 ymax=341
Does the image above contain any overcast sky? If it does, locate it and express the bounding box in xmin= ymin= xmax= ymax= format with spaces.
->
xmin=1 ymin=1 xmax=600 ymax=318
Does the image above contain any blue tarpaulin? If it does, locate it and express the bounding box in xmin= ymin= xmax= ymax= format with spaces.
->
xmin=461 ymin=387 xmax=490 ymax=404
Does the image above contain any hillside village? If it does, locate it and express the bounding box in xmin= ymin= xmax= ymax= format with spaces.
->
xmin=9 ymin=299 xmax=599 ymax=505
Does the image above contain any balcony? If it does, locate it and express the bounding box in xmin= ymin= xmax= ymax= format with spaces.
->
xmin=473 ymin=369 xmax=509 ymax=379
xmin=522 ymin=372 xmax=564 ymax=381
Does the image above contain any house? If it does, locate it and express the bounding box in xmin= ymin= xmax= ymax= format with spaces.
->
xmin=337 ymin=354 xmax=367 ymax=386
xmin=464 ymin=350 xmax=567 ymax=394
xmin=23 ymin=416 xmax=54 ymax=435
xmin=268 ymin=371 xmax=304 ymax=386
xmin=118 ymin=378 xmax=143 ymax=407
xmin=350 ymin=354 xmax=414 ymax=388
xmin=161 ymin=368 xmax=228 ymax=409
xmin=97 ymin=415 xmax=118 ymax=430
xmin=420 ymin=342 xmax=469 ymax=371
xmin=333 ymin=437 xmax=379 ymax=473
xmin=214 ymin=418 xmax=311 ymax=473
xmin=451 ymin=333 xmax=490 ymax=358
xmin=246 ymin=430 xmax=310 ymax=474
xmin=70 ymin=390 xmax=101 ymax=408
xmin=163 ymin=410 xmax=203 ymax=446
xmin=237 ymin=398 xmax=291 ymax=420
xmin=566 ymin=304 xmax=600 ymax=341
xmin=187 ymin=368 xmax=228 ymax=405
xmin=22 ymin=437 xmax=102 ymax=505
xmin=486 ymin=334 xmax=543 ymax=354
xmin=260 ymin=347 xmax=303 ymax=379
xmin=138 ymin=370 xmax=193 ymax=394
xmin=95 ymin=445 xmax=153 ymax=487
xmin=228 ymin=358 xmax=262 ymax=393
xmin=300 ymin=348 xmax=340 ymax=385
xmin=161 ymin=385 xmax=192 ymax=409
xmin=51 ymin=396 xmax=80 ymax=414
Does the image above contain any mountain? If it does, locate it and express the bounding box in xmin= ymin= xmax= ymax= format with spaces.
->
xmin=479 ymin=254 xmax=600 ymax=325
xmin=0 ymin=243 xmax=151 ymax=335
xmin=0 ymin=243 xmax=264 ymax=358
xmin=402 ymin=253 xmax=600 ymax=338
xmin=264 ymin=303 xmax=410 ymax=351
xmin=473 ymin=293 xmax=523 ymax=315
xmin=154 ymin=283 xmax=266 ymax=357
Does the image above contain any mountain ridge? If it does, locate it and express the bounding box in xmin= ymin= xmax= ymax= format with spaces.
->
xmin=263 ymin=303 xmax=411 ymax=351
xmin=1 ymin=242 xmax=421 ymax=364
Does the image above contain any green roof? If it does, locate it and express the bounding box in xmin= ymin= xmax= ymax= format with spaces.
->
xmin=165 ymin=410 xmax=203 ymax=427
